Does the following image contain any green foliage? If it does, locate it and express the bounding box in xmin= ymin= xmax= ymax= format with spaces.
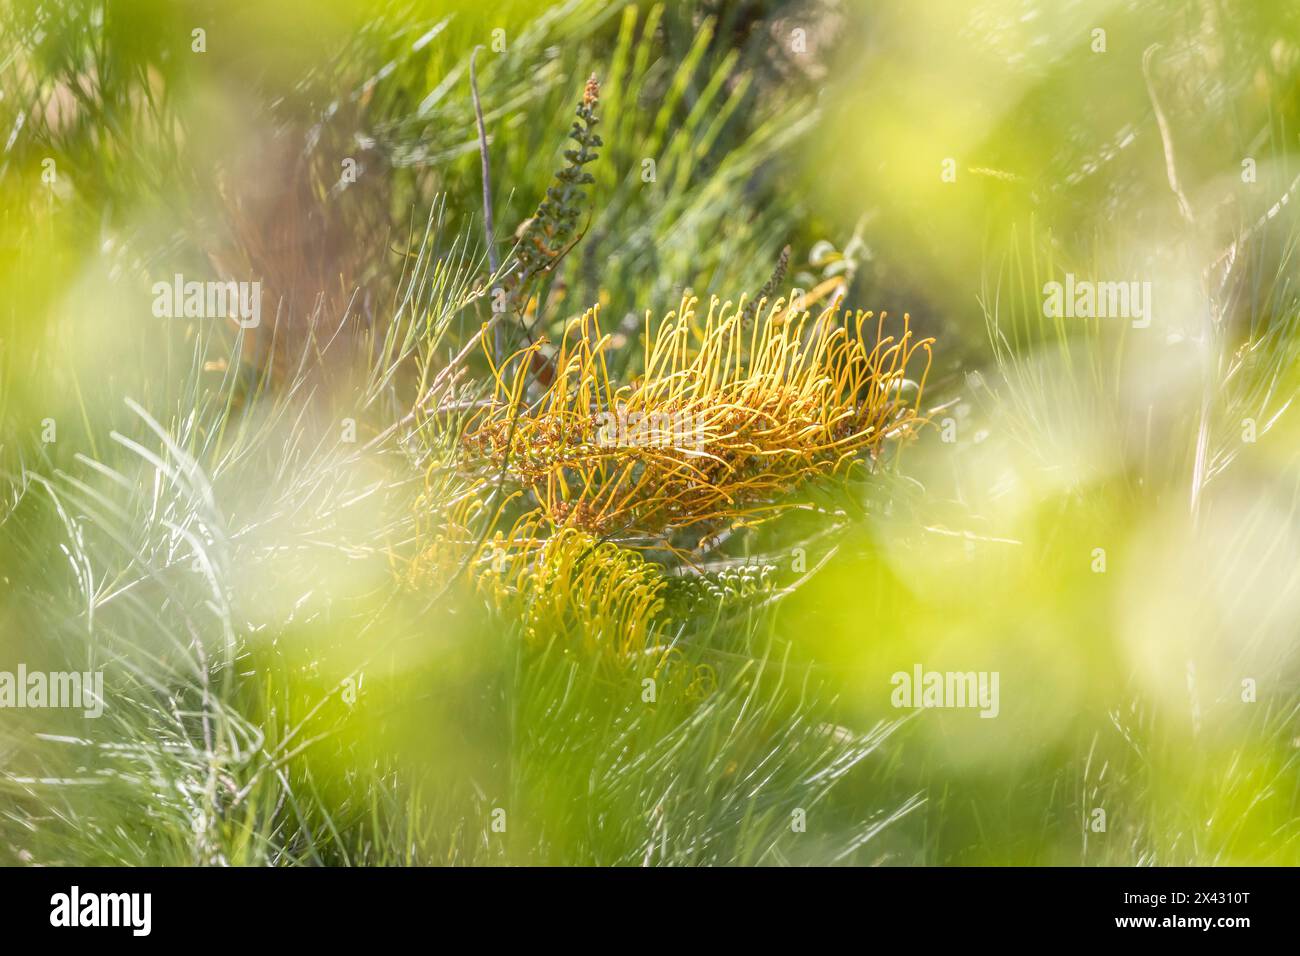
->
xmin=3 ymin=0 xmax=1300 ymax=868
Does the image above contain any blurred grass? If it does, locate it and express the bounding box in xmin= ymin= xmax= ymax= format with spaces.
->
xmin=2 ymin=0 xmax=1300 ymax=866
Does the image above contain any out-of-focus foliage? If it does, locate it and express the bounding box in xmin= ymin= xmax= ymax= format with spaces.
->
xmin=2 ymin=0 xmax=1299 ymax=867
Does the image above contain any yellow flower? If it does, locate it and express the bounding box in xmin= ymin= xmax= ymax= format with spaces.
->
xmin=464 ymin=292 xmax=934 ymax=548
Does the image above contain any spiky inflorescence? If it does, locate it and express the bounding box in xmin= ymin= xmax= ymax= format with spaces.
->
xmin=506 ymin=527 xmax=666 ymax=659
xmin=489 ymin=524 xmax=714 ymax=690
xmin=404 ymin=480 xmax=531 ymax=593
xmin=462 ymin=293 xmax=934 ymax=547
xmin=511 ymin=74 xmax=602 ymax=300
xmin=407 ymin=499 xmax=671 ymax=663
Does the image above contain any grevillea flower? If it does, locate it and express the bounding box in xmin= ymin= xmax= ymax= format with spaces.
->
xmin=406 ymin=496 xmax=670 ymax=661
xmin=462 ymin=293 xmax=934 ymax=548
xmin=506 ymin=527 xmax=666 ymax=658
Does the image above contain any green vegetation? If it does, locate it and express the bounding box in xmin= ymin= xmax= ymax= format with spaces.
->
xmin=1 ymin=0 xmax=1298 ymax=866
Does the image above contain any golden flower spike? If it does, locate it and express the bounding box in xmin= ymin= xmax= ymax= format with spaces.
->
xmin=463 ymin=292 xmax=934 ymax=548
xmin=469 ymin=524 xmax=669 ymax=663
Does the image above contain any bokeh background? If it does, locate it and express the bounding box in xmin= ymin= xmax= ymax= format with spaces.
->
xmin=2 ymin=0 xmax=1299 ymax=864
